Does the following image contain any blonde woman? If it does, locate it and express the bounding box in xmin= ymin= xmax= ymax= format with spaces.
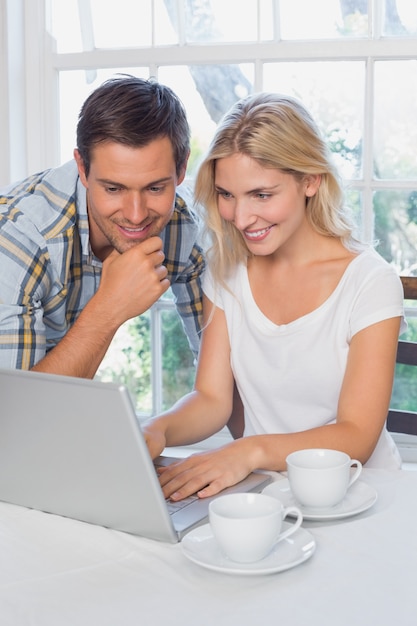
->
xmin=144 ymin=93 xmax=406 ymax=501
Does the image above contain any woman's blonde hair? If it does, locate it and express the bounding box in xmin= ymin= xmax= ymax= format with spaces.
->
xmin=194 ymin=92 xmax=363 ymax=285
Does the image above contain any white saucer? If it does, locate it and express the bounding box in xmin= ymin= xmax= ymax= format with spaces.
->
xmin=181 ymin=522 xmax=316 ymax=575
xmin=262 ymin=478 xmax=377 ymax=521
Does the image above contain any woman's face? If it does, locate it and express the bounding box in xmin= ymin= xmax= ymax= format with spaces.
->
xmin=214 ymin=153 xmax=320 ymax=256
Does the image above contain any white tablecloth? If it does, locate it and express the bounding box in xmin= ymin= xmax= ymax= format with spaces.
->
xmin=0 ymin=468 xmax=416 ymax=626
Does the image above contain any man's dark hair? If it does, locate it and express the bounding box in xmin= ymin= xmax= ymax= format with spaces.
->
xmin=76 ymin=75 xmax=190 ymax=177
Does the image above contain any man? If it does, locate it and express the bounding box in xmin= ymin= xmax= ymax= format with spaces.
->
xmin=0 ymin=75 xmax=204 ymax=377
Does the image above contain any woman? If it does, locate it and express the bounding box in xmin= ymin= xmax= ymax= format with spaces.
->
xmin=144 ymin=93 xmax=406 ymax=501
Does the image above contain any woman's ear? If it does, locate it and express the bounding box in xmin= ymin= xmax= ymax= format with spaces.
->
xmin=305 ymin=174 xmax=321 ymax=197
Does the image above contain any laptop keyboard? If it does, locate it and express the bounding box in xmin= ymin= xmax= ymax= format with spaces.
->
xmin=165 ymin=494 xmax=199 ymax=515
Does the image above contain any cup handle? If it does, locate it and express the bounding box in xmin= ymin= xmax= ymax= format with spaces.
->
xmin=277 ymin=507 xmax=303 ymax=543
xmin=348 ymin=459 xmax=362 ymax=488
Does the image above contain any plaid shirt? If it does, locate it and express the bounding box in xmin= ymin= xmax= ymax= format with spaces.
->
xmin=0 ymin=161 xmax=204 ymax=369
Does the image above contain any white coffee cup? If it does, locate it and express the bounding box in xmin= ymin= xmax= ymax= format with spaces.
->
xmin=208 ymin=492 xmax=303 ymax=563
xmin=286 ymin=448 xmax=362 ymax=509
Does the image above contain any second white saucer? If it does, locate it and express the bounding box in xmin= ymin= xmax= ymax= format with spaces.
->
xmin=181 ymin=522 xmax=316 ymax=575
xmin=263 ymin=478 xmax=377 ymax=520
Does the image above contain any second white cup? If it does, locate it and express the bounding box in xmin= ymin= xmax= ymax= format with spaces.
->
xmin=286 ymin=448 xmax=362 ymax=509
xmin=208 ymin=492 xmax=303 ymax=563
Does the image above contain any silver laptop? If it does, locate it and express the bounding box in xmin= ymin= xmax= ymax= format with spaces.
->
xmin=0 ymin=368 xmax=270 ymax=543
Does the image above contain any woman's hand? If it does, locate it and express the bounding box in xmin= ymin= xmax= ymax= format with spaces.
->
xmin=143 ymin=422 xmax=167 ymax=461
xmin=157 ymin=439 xmax=257 ymax=500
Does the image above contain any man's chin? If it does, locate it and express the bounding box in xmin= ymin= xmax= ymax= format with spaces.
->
xmin=109 ymin=217 xmax=171 ymax=253
xmin=116 ymin=233 xmax=160 ymax=254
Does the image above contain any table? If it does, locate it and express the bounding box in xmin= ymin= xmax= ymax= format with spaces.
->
xmin=0 ymin=468 xmax=416 ymax=626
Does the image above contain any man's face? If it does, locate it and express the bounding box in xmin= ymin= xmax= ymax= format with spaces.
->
xmin=74 ymin=137 xmax=187 ymax=260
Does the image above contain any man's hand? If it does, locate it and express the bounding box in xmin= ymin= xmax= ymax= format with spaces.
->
xmin=98 ymin=236 xmax=170 ymax=326
xmin=31 ymin=236 xmax=170 ymax=378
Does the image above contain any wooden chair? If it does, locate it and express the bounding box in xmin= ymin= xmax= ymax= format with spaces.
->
xmin=386 ymin=276 xmax=417 ymax=436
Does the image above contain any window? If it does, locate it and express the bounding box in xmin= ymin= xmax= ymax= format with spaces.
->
xmin=1 ymin=0 xmax=416 ymax=424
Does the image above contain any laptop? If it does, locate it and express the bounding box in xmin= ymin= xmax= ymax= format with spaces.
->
xmin=0 ymin=368 xmax=270 ymax=543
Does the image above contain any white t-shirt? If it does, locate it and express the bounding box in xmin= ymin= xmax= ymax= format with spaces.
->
xmin=203 ymin=248 xmax=407 ymax=469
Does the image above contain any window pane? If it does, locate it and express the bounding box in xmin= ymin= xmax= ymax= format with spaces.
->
xmin=158 ymin=64 xmax=254 ymax=176
xmin=96 ymin=316 xmax=153 ymax=416
xmin=259 ymin=0 xmax=275 ymax=40
xmin=50 ymin=0 xmax=82 ymax=53
xmin=391 ymin=318 xmax=417 ymax=413
xmin=264 ymin=61 xmax=364 ymax=179
xmin=374 ymin=60 xmax=417 ymax=180
xmin=346 ymin=189 xmax=363 ymax=239
xmin=95 ymin=304 xmax=197 ymax=416
xmin=373 ymin=190 xmax=417 ymax=272
xmin=154 ymin=0 xmax=179 ymax=44
xmin=279 ymin=0 xmax=368 ymax=39
xmin=383 ymin=0 xmax=417 ymax=36
xmin=184 ymin=0 xmax=265 ymax=43
xmin=51 ymin=0 xmax=177 ymax=49
xmin=161 ymin=310 xmax=195 ymax=410
xmin=90 ymin=0 xmax=152 ymax=48
xmin=59 ymin=68 xmax=149 ymax=164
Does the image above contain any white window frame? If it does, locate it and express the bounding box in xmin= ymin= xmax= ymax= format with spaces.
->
xmin=2 ymin=1 xmax=417 ymax=216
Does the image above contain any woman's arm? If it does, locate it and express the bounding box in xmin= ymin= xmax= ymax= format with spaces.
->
xmin=143 ymin=295 xmax=235 ymax=457
xmin=154 ymin=315 xmax=401 ymax=500
xmin=247 ymin=314 xmax=402 ymax=468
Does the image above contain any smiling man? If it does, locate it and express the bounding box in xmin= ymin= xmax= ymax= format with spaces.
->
xmin=0 ymin=76 xmax=204 ymax=377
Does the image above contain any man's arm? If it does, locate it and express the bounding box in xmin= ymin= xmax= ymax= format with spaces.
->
xmin=0 ymin=229 xmax=170 ymax=376
xmin=32 ymin=238 xmax=170 ymax=378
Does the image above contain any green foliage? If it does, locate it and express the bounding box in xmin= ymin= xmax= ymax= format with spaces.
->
xmin=326 ymin=124 xmax=361 ymax=172
xmin=391 ymin=364 xmax=417 ymax=411
xmin=373 ymin=190 xmax=417 ymax=276
xmin=161 ymin=310 xmax=196 ymax=409
xmin=187 ymin=136 xmax=204 ymax=177
xmin=391 ymin=318 xmax=417 ymax=411
xmin=97 ymin=308 xmax=196 ymax=415
xmin=96 ymin=314 xmax=152 ymax=414
xmin=124 ymin=314 xmax=152 ymax=413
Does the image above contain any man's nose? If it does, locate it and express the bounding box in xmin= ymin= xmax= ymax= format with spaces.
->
xmin=124 ymin=193 xmax=148 ymax=223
